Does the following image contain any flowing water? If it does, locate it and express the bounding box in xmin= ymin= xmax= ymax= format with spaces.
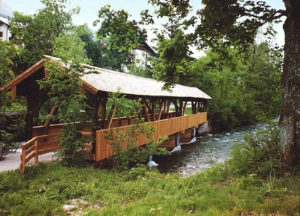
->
xmin=156 ymin=123 xmax=266 ymax=177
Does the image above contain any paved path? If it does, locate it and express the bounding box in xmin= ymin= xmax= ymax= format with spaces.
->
xmin=0 ymin=151 xmax=56 ymax=172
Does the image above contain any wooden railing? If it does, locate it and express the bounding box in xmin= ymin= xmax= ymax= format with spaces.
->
xmin=20 ymin=133 xmax=60 ymax=174
xmin=95 ymin=112 xmax=207 ymax=161
xmin=21 ymin=112 xmax=207 ymax=172
xmin=31 ymin=112 xmax=178 ymax=137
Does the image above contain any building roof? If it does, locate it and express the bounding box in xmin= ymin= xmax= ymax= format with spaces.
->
xmin=0 ymin=55 xmax=212 ymax=100
xmin=136 ymin=42 xmax=157 ymax=55
xmin=0 ymin=16 xmax=9 ymax=25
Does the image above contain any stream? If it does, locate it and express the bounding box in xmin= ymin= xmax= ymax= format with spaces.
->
xmin=156 ymin=123 xmax=267 ymax=177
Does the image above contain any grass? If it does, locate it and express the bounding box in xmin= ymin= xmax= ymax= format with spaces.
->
xmin=1 ymin=162 xmax=300 ymax=216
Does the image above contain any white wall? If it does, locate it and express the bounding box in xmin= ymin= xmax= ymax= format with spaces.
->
xmin=0 ymin=21 xmax=10 ymax=41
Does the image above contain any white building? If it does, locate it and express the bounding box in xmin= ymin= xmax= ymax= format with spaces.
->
xmin=0 ymin=0 xmax=12 ymax=41
xmin=122 ymin=42 xmax=157 ymax=73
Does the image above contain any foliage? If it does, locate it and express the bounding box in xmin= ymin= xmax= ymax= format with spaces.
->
xmin=38 ymin=32 xmax=92 ymax=166
xmin=197 ymin=0 xmax=284 ymax=48
xmin=1 ymin=162 xmax=300 ymax=215
xmin=0 ymin=40 xmax=16 ymax=108
xmin=128 ymin=63 xmax=153 ymax=78
xmin=9 ymin=0 xmax=78 ymax=73
xmin=227 ymin=122 xmax=282 ymax=177
xmin=0 ymin=40 xmax=19 ymax=155
xmin=151 ymin=30 xmax=193 ymax=88
xmin=142 ymin=0 xmax=195 ymax=88
xmin=189 ymin=43 xmax=282 ymax=130
xmin=95 ymin=5 xmax=147 ymax=52
xmin=104 ymin=94 xmax=168 ymax=170
xmin=94 ymin=5 xmax=147 ymax=71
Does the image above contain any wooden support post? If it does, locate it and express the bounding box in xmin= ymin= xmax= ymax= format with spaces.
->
xmin=151 ymin=100 xmax=157 ymax=121
xmin=44 ymin=68 xmax=49 ymax=78
xmin=197 ymin=101 xmax=201 ymax=113
xmin=172 ymin=100 xmax=180 ymax=116
xmin=100 ymin=97 xmax=107 ymax=128
xmin=143 ymin=100 xmax=151 ymax=122
xmin=11 ymin=86 xmax=16 ymax=101
xmin=192 ymin=101 xmax=196 ymax=114
xmin=166 ymin=100 xmax=170 ymax=114
xmin=34 ymin=139 xmax=39 ymax=164
xmin=20 ymin=146 xmax=26 ymax=175
xmin=163 ymin=100 xmax=167 ymax=115
xmin=105 ymin=104 xmax=117 ymax=129
xmin=157 ymin=100 xmax=164 ymax=120
xmin=179 ymin=100 xmax=183 ymax=116
xmin=182 ymin=101 xmax=187 ymax=115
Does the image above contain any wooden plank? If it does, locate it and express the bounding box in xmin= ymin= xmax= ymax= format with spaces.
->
xmin=44 ymin=68 xmax=49 ymax=78
xmin=20 ymin=146 xmax=26 ymax=174
xmin=157 ymin=100 xmax=164 ymax=120
xmin=11 ymin=86 xmax=16 ymax=101
xmin=143 ymin=101 xmax=151 ymax=122
xmin=25 ymin=153 xmax=35 ymax=163
xmin=25 ymin=145 xmax=35 ymax=154
xmin=34 ymin=140 xmax=38 ymax=164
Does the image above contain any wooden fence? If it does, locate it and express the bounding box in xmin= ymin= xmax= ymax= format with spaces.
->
xmin=95 ymin=112 xmax=207 ymax=161
xmin=20 ymin=133 xmax=60 ymax=174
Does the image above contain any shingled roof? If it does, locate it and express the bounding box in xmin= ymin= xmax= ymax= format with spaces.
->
xmin=1 ymin=55 xmax=212 ymax=100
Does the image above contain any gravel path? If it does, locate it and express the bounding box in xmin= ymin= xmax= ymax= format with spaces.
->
xmin=0 ymin=151 xmax=56 ymax=172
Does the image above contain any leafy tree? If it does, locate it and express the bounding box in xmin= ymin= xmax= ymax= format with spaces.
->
xmin=142 ymin=0 xmax=195 ymax=88
xmin=73 ymin=25 xmax=105 ymax=67
xmin=38 ymin=32 xmax=92 ymax=166
xmin=0 ymin=41 xmax=17 ymax=156
xmin=189 ymin=43 xmax=282 ymax=130
xmin=197 ymin=0 xmax=298 ymax=166
xmin=148 ymin=0 xmax=298 ymax=166
xmin=94 ymin=5 xmax=147 ymax=71
xmin=9 ymin=0 xmax=78 ymax=73
xmin=128 ymin=63 xmax=153 ymax=78
xmin=243 ymin=43 xmax=283 ymax=120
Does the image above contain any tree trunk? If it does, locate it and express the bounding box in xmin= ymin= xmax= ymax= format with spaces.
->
xmin=280 ymin=0 xmax=300 ymax=166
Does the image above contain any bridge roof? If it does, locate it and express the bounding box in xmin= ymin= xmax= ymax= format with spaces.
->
xmin=1 ymin=55 xmax=212 ymax=100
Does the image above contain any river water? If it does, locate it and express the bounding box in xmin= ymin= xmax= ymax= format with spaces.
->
xmin=156 ymin=123 xmax=266 ymax=177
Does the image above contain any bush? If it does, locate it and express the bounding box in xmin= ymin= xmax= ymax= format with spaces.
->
xmin=227 ymin=122 xmax=282 ymax=177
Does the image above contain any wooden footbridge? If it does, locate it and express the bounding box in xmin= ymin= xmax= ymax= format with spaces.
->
xmin=0 ymin=56 xmax=211 ymax=174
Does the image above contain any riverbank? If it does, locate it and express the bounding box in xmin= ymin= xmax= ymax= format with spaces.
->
xmin=1 ymin=162 xmax=300 ymax=216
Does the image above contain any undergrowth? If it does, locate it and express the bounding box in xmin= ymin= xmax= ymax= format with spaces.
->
xmin=1 ymin=122 xmax=300 ymax=215
xmin=0 ymin=161 xmax=300 ymax=216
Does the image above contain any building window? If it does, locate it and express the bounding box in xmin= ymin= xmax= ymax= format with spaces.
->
xmin=0 ymin=32 xmax=3 ymax=38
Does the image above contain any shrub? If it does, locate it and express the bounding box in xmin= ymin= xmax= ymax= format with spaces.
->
xmin=227 ymin=122 xmax=282 ymax=177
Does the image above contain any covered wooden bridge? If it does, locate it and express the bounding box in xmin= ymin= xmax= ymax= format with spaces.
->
xmin=0 ymin=56 xmax=211 ymax=173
